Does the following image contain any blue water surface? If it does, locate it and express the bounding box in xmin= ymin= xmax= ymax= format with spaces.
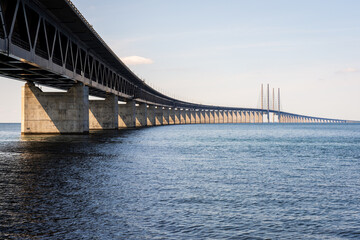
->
xmin=0 ymin=123 xmax=359 ymax=239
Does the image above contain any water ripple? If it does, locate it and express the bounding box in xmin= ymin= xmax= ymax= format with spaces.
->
xmin=0 ymin=123 xmax=359 ymax=239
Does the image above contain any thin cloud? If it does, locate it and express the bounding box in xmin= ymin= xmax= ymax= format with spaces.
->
xmin=121 ymin=56 xmax=154 ymax=65
xmin=336 ymin=67 xmax=358 ymax=74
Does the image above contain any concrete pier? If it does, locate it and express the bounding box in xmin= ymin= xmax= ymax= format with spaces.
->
xmin=236 ymin=111 xmax=241 ymax=123
xmin=228 ymin=111 xmax=233 ymax=123
xmin=136 ymin=103 xmax=147 ymax=127
xmin=214 ymin=111 xmax=219 ymax=123
xmin=185 ymin=110 xmax=191 ymax=124
xmin=195 ymin=111 xmax=200 ymax=123
xmin=209 ymin=111 xmax=215 ymax=124
xmin=155 ymin=107 xmax=163 ymax=125
xmin=241 ymin=111 xmax=246 ymax=123
xmin=174 ymin=109 xmax=181 ymax=124
xmin=180 ymin=109 xmax=186 ymax=124
xmin=200 ymin=111 xmax=205 ymax=124
xmin=190 ymin=110 xmax=196 ymax=124
xmin=219 ymin=111 xmax=224 ymax=123
xmin=205 ymin=111 xmax=210 ymax=123
xmin=21 ymin=82 xmax=89 ymax=134
xmin=163 ymin=108 xmax=170 ymax=125
xmin=147 ymin=105 xmax=156 ymax=126
xmin=246 ymin=112 xmax=250 ymax=123
xmin=89 ymin=94 xmax=118 ymax=130
xmin=169 ymin=108 xmax=175 ymax=124
xmin=118 ymin=101 xmax=136 ymax=128
xmin=231 ymin=111 xmax=236 ymax=123
xmin=223 ymin=111 xmax=228 ymax=123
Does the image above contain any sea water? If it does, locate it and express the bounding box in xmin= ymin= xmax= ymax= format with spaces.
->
xmin=0 ymin=123 xmax=359 ymax=239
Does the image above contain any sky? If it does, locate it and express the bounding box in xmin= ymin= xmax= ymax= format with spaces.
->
xmin=1 ymin=0 xmax=360 ymax=122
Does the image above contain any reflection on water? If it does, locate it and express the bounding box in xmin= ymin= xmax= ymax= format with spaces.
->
xmin=0 ymin=123 xmax=360 ymax=239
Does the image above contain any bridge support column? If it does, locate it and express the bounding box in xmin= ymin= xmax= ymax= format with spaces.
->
xmin=199 ymin=110 xmax=204 ymax=123
xmin=118 ymin=101 xmax=136 ymax=128
xmin=169 ymin=108 xmax=175 ymax=124
xmin=254 ymin=112 xmax=259 ymax=123
xmin=225 ymin=111 xmax=229 ymax=123
xmin=227 ymin=111 xmax=232 ymax=123
xmin=229 ymin=111 xmax=233 ymax=123
xmin=180 ymin=109 xmax=186 ymax=124
xmin=174 ymin=109 xmax=181 ymax=124
xmin=240 ymin=111 xmax=245 ymax=123
xmin=147 ymin=105 xmax=156 ymax=126
xmin=155 ymin=107 xmax=163 ymax=125
xmin=185 ymin=110 xmax=191 ymax=124
xmin=136 ymin=103 xmax=147 ymax=127
xmin=209 ymin=111 xmax=215 ymax=124
xmin=246 ymin=112 xmax=250 ymax=123
xmin=203 ymin=111 xmax=209 ymax=123
xmin=190 ymin=109 xmax=196 ymax=124
xmin=228 ymin=111 xmax=233 ymax=123
xmin=89 ymin=94 xmax=118 ymax=130
xmin=163 ymin=108 xmax=170 ymax=125
xmin=195 ymin=110 xmax=200 ymax=123
xmin=21 ymin=82 xmax=89 ymax=134
xmin=214 ymin=111 xmax=219 ymax=123
xmin=218 ymin=111 xmax=224 ymax=123
xmin=252 ymin=112 xmax=256 ymax=123
xmin=236 ymin=111 xmax=241 ymax=123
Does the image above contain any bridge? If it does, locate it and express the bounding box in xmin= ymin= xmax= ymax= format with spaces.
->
xmin=0 ymin=0 xmax=348 ymax=134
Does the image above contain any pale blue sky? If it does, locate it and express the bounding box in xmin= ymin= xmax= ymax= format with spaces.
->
xmin=1 ymin=0 xmax=359 ymax=122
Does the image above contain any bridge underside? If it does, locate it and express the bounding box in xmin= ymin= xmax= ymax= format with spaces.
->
xmin=0 ymin=53 xmax=110 ymax=99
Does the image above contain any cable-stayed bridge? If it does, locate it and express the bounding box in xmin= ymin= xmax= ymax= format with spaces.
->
xmin=0 ymin=0 xmax=350 ymax=134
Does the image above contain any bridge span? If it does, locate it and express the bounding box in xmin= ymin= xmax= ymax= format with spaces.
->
xmin=0 ymin=0 xmax=347 ymax=134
